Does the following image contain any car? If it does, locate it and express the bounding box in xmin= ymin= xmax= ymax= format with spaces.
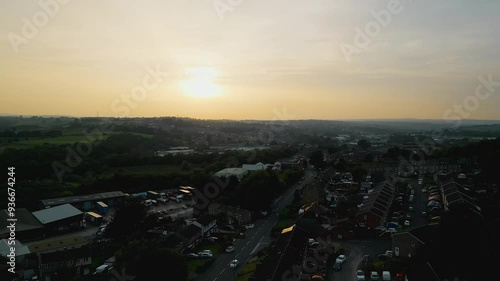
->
xmin=199 ymin=252 xmax=213 ymax=258
xmin=183 ymin=205 xmax=188 ymax=209
xmin=225 ymin=246 xmax=235 ymax=253
xmin=421 ymin=211 xmax=427 ymax=217
xmin=198 ymin=250 xmax=212 ymax=255
xmin=404 ymin=220 xmax=411 ymax=227
xmin=387 ymin=228 xmax=397 ymax=234
xmin=385 ymin=250 xmax=393 ymax=258
xmin=333 ymin=261 xmax=342 ymax=271
xmin=382 ymin=271 xmax=391 ymax=281
xmin=184 ymin=253 xmax=199 ymax=258
xmin=378 ymin=254 xmax=390 ymax=261
xmin=207 ymin=237 xmax=218 ymax=242
xmin=371 ymin=271 xmax=380 ymax=281
xmin=408 ymin=206 xmax=414 ymax=211
xmin=396 ymin=273 xmax=405 ymax=281
xmin=356 ymin=270 xmax=366 ymax=281
xmin=336 ymin=254 xmax=347 ymax=264
xmin=362 ymin=255 xmax=371 ymax=263
xmin=229 ymin=259 xmax=239 ymax=268
xmin=245 ymin=224 xmax=255 ymax=229
xmin=421 ymin=188 xmax=427 ymax=193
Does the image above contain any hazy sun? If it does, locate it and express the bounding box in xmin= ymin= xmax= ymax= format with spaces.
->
xmin=181 ymin=67 xmax=220 ymax=98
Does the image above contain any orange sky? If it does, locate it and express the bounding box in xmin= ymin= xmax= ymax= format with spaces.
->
xmin=1 ymin=0 xmax=499 ymax=120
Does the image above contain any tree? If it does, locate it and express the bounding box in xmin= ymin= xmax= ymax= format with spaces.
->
xmin=234 ymin=170 xmax=285 ymax=212
xmin=105 ymin=197 xmax=150 ymax=240
xmin=115 ymin=240 xmax=188 ymax=281
xmin=357 ymin=139 xmax=371 ymax=149
xmin=309 ymin=150 xmax=326 ymax=169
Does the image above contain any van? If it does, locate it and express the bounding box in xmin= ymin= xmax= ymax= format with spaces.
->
xmin=382 ymin=271 xmax=391 ymax=281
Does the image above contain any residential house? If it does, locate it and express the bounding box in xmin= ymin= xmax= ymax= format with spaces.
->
xmin=392 ymin=223 xmax=439 ymax=259
xmin=192 ymin=216 xmax=217 ymax=237
xmin=208 ymin=203 xmax=252 ymax=225
xmin=39 ymin=246 xmax=92 ymax=281
xmin=253 ymin=225 xmax=311 ymax=281
xmin=356 ymin=181 xmax=396 ymax=229
xmin=176 ymin=224 xmax=202 ymax=250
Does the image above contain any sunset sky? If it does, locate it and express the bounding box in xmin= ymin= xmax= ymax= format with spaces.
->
xmin=1 ymin=0 xmax=499 ymax=120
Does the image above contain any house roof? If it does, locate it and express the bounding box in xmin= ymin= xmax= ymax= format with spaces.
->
xmin=441 ymin=180 xmax=481 ymax=213
xmin=178 ymin=224 xmax=201 ymax=240
xmin=0 ymin=208 xmax=43 ymax=235
xmin=28 ymin=236 xmax=87 ymax=253
xmin=254 ymin=224 xmax=310 ymax=281
xmin=32 ymin=204 xmax=83 ymax=224
xmin=41 ymin=191 xmax=125 ymax=207
xmin=358 ymin=180 xmax=396 ymax=219
xmin=40 ymin=246 xmax=91 ymax=264
xmin=194 ymin=215 xmax=216 ymax=227
xmin=393 ymin=223 xmax=439 ymax=245
xmin=0 ymin=239 xmax=30 ymax=256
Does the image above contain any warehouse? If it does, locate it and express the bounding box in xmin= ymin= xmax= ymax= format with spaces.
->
xmin=40 ymin=191 xmax=126 ymax=210
xmin=32 ymin=204 xmax=84 ymax=235
xmin=0 ymin=208 xmax=44 ymax=241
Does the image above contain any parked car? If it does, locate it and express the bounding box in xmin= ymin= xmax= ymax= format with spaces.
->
xmin=356 ymin=270 xmax=366 ymax=281
xmin=336 ymin=254 xmax=347 ymax=264
xmin=229 ymin=259 xmax=239 ymax=268
xmin=404 ymin=220 xmax=411 ymax=227
xmin=245 ymin=224 xmax=255 ymax=229
xmin=378 ymin=254 xmax=390 ymax=261
xmin=333 ymin=261 xmax=342 ymax=271
xmin=396 ymin=273 xmax=405 ymax=281
xmin=207 ymin=237 xmax=218 ymax=242
xmin=362 ymin=255 xmax=371 ymax=263
xmin=382 ymin=271 xmax=391 ymax=281
xmin=421 ymin=188 xmax=427 ymax=193
xmin=184 ymin=253 xmax=199 ymax=258
xmin=200 ymin=252 xmax=213 ymax=258
xmin=371 ymin=271 xmax=380 ymax=281
xmin=421 ymin=211 xmax=427 ymax=217
xmin=225 ymin=246 xmax=235 ymax=253
xmin=385 ymin=250 xmax=393 ymax=257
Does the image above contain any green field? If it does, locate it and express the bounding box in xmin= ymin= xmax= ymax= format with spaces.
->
xmin=0 ymin=131 xmax=154 ymax=152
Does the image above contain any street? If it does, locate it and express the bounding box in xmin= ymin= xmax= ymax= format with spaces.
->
xmin=197 ymin=168 xmax=316 ymax=281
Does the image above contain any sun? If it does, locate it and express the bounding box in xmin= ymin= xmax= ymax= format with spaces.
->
xmin=181 ymin=67 xmax=220 ymax=98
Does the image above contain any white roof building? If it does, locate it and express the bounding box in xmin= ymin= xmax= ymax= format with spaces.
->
xmin=214 ymin=168 xmax=249 ymax=180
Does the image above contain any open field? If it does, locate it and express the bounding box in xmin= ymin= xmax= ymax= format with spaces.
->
xmin=0 ymin=131 xmax=154 ymax=152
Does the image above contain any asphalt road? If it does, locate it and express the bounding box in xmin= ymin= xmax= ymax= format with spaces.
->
xmin=406 ymin=181 xmax=427 ymax=231
xmin=198 ymin=168 xmax=316 ymax=281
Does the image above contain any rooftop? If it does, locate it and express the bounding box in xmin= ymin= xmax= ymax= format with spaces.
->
xmin=29 ymin=236 xmax=87 ymax=253
xmin=41 ymin=191 xmax=126 ymax=207
xmin=0 ymin=208 xmax=43 ymax=235
xmin=32 ymin=204 xmax=83 ymax=224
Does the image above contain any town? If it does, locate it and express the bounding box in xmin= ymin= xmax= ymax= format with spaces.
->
xmin=1 ymin=116 xmax=499 ymax=281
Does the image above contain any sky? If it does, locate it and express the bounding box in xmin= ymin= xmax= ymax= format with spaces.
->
xmin=0 ymin=0 xmax=499 ymax=120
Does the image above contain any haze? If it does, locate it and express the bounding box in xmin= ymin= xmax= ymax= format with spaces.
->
xmin=1 ymin=0 xmax=499 ymax=120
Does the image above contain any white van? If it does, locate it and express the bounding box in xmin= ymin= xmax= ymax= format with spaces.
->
xmin=382 ymin=271 xmax=391 ymax=281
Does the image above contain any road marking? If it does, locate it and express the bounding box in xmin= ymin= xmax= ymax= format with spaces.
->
xmin=213 ymin=278 xmax=217 ymax=281
xmin=220 ymin=269 xmax=225 ymax=274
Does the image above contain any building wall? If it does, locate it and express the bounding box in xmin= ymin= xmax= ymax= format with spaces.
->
xmin=392 ymin=234 xmax=424 ymax=259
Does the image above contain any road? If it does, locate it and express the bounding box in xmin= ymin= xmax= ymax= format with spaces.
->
xmin=327 ymin=240 xmax=392 ymax=281
xmin=198 ymin=168 xmax=316 ymax=281
xmin=406 ymin=181 xmax=427 ymax=231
